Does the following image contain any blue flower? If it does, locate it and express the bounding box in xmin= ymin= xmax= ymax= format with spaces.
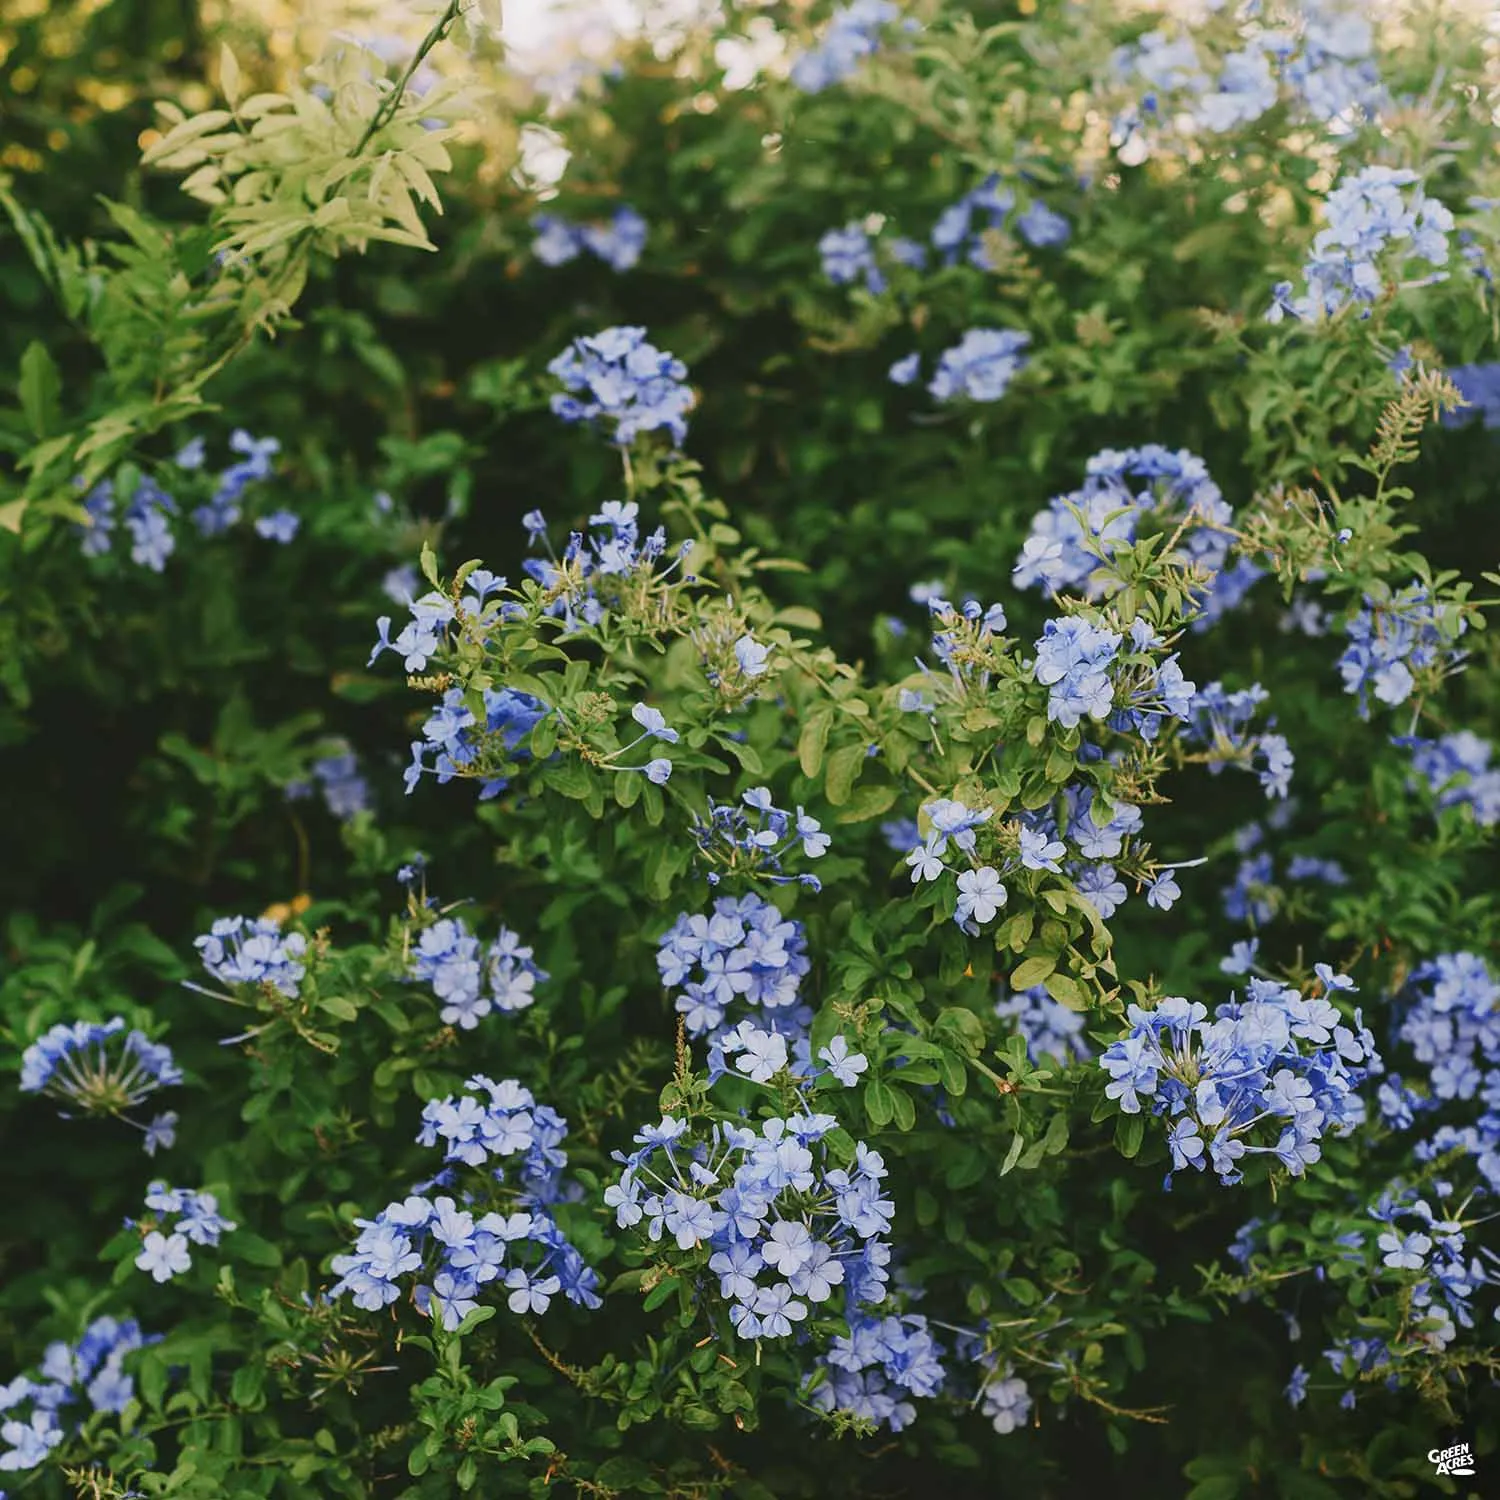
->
xmin=733 ymin=634 xmax=771 ymax=677
xmin=1016 ymin=202 xmax=1070 ymax=248
xmin=927 ymin=328 xmax=1030 ymax=404
xmin=253 ymin=508 xmax=300 ymax=542
xmin=549 ymin=326 xmax=694 ymax=447
xmin=818 ymin=223 xmax=884 ymax=292
xmin=818 ymin=1036 xmax=869 ymax=1086
xmin=1018 ymin=827 xmax=1065 ymax=873
xmin=888 ymin=352 xmax=921 ymax=386
xmin=955 ymin=865 xmax=1006 ymax=927
xmin=789 ymin=0 xmax=901 ymax=94
xmin=1032 ymin=617 xmax=1121 ymax=728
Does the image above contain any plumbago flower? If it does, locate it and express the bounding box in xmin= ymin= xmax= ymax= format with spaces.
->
xmin=194 ymin=914 xmax=308 ymax=997
xmin=331 ymin=1076 xmax=599 ymax=1329
xmin=1218 ymin=955 xmax=1500 ymax=1407
xmin=548 ymin=326 xmax=695 ymax=448
xmin=687 ymin=788 xmax=830 ymax=888
xmin=1179 ymin=680 xmax=1295 ymax=799
xmin=1109 ymin=1 xmax=1384 ymax=165
xmin=531 ymin=205 xmax=647 ymax=271
xmin=20 ymin=1018 xmax=181 ymax=1155
xmin=605 ymin=1043 xmax=886 ymax=1360
xmin=1335 ymin=582 xmax=1469 ymax=717
xmin=789 ymin=0 xmax=906 ymax=95
xmin=132 ymin=1183 xmax=236 ymax=1283
xmin=1012 ymin=445 xmax=1255 ymax=628
xmin=657 ymin=892 xmax=813 ymax=1055
xmin=407 ymin=908 xmax=548 ymax=1029
xmin=1397 ymin=730 xmax=1500 ymax=828
xmin=0 ymin=1317 xmax=159 ymax=1475
xmin=1268 ymin=165 xmax=1454 ymax=323
xmin=1100 ymin=966 xmax=1382 ymax=1187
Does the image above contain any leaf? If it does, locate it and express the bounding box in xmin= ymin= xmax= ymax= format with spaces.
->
xmin=864 ymin=1076 xmax=895 ymax=1127
xmin=18 ymin=343 xmax=61 ymax=438
xmin=1010 ymin=954 xmax=1057 ymax=990
xmin=220 ymin=44 xmax=242 ymax=108
xmin=232 ymin=1232 xmax=283 ymax=1268
xmin=1115 ymin=1113 xmax=1145 ymax=1159
xmin=834 ymin=783 xmax=897 ymax=823
xmin=1000 ymin=1130 xmax=1026 ymax=1175
xmin=798 ymin=707 xmax=833 ymax=779
xmin=0 ymin=498 xmax=28 ymax=534
xmin=1043 ymin=971 xmax=1088 ymax=1011
xmin=824 ymin=741 xmax=866 ymax=807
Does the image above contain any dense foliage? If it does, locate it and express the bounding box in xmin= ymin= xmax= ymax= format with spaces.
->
xmin=2 ymin=1 xmax=1499 ymax=1496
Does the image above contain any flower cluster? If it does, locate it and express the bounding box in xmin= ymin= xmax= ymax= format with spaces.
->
xmin=657 ymin=892 xmax=813 ymax=1051
xmin=0 ymin=1317 xmax=157 ymax=1474
xmin=1182 ymin=680 xmax=1295 ymax=798
xmin=605 ymin=1100 xmax=892 ymax=1344
xmin=403 ymin=682 xmax=548 ymax=800
xmin=1336 ymin=583 xmax=1468 ymax=716
xmin=20 ymin=1018 xmax=181 ymax=1153
xmin=789 ymin=0 xmax=900 ymax=94
xmin=522 ymin=501 xmax=695 ymax=634
xmin=1399 ymin=730 xmax=1500 ymax=827
xmin=892 ymin=328 xmax=1030 ymax=405
xmin=195 ymin=915 xmax=308 ymax=997
xmin=1032 ymin=617 xmax=1121 ymax=729
xmin=994 ymin=984 xmax=1090 ymax=1064
xmin=1363 ymin=1189 xmax=1493 ymax=1353
xmin=134 ymin=1183 xmax=236 ymax=1283
xmin=332 ymin=1077 xmax=599 ymax=1328
xmin=903 ymin=797 xmax=1031 ymax=932
xmin=1100 ymin=968 xmax=1381 ymax=1185
xmin=1012 ymin=446 xmax=1244 ymax=622
xmin=73 ymin=431 xmax=290 ymax=565
xmin=1105 ymin=621 xmax=1198 ymax=743
xmin=818 ymin=222 xmax=885 ymax=293
xmin=370 ymin=588 xmax=456 ymax=673
xmin=1443 ymin=362 xmax=1500 ymax=429
xmin=1111 ymin=3 xmax=1383 ymax=166
xmin=531 ymin=205 xmax=647 ymax=271
xmin=1387 ymin=953 xmax=1500 ymax=1193
xmin=687 ymin=788 xmax=830 ymax=887
xmin=286 ymin=747 xmax=371 ymax=821
xmin=805 ymin=1311 xmax=947 ymax=1432
xmin=1268 ymin=165 xmax=1454 ymax=323
xmin=409 ymin=913 xmax=547 ymax=1029
xmin=548 ymin=326 xmax=694 ymax=447
xmin=930 ymin=175 xmax=1069 ymax=266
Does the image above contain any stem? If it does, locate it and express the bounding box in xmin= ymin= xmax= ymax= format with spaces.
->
xmin=351 ymin=1 xmax=466 ymax=160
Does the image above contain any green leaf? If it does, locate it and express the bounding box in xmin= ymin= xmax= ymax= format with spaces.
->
xmin=798 ymin=707 xmax=833 ymax=778
xmin=864 ymin=1076 xmax=895 ymax=1127
xmin=232 ymin=1232 xmax=283 ymax=1268
xmin=18 ymin=342 xmax=61 ymax=437
xmin=1010 ymin=954 xmax=1057 ymax=989
xmin=834 ymin=783 xmax=897 ymax=823
xmin=824 ymin=741 xmax=866 ymax=806
xmin=1115 ymin=1113 xmax=1145 ymax=1159
xmin=1043 ymin=971 xmax=1088 ymax=1011
xmin=1000 ymin=1130 xmax=1026 ymax=1175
